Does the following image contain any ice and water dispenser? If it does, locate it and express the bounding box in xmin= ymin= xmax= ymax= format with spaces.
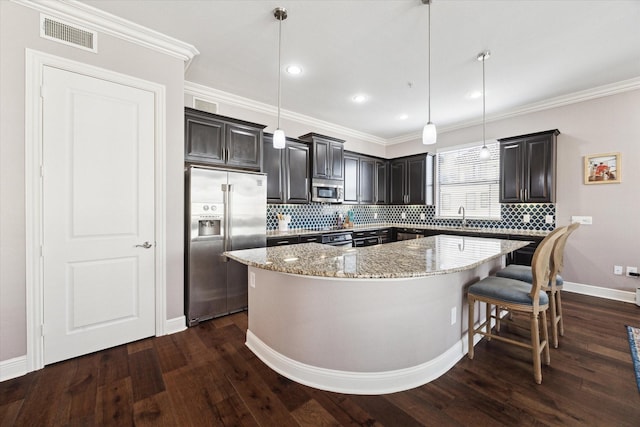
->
xmin=191 ymin=202 xmax=223 ymax=239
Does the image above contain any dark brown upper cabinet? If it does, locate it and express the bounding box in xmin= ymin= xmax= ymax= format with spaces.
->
xmin=390 ymin=154 xmax=434 ymax=205
xmin=263 ymin=134 xmax=310 ymax=204
xmin=299 ymin=133 xmax=345 ymax=180
xmin=185 ymin=107 xmax=265 ymax=171
xmin=343 ymin=152 xmax=385 ymax=205
xmin=498 ymin=129 xmax=559 ymax=203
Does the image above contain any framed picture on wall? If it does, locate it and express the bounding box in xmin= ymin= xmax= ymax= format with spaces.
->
xmin=584 ymin=152 xmax=621 ymax=184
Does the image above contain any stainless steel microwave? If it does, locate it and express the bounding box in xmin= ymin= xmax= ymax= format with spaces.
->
xmin=311 ymin=179 xmax=343 ymax=203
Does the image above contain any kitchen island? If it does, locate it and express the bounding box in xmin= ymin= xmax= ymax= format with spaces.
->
xmin=225 ymin=235 xmax=529 ymax=394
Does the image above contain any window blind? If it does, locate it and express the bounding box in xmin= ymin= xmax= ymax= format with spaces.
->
xmin=436 ymin=142 xmax=500 ymax=219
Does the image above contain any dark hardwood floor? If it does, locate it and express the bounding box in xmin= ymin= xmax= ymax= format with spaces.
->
xmin=1 ymin=292 xmax=639 ymax=426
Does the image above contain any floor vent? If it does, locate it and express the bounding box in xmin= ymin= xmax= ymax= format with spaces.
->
xmin=193 ymin=97 xmax=219 ymax=114
xmin=40 ymin=15 xmax=97 ymax=53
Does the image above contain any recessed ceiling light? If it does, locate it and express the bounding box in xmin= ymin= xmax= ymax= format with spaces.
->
xmin=352 ymin=94 xmax=367 ymax=103
xmin=286 ymin=65 xmax=302 ymax=75
xmin=398 ymin=114 xmax=409 ymax=120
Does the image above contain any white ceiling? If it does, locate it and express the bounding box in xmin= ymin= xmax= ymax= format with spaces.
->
xmin=81 ymin=0 xmax=640 ymax=143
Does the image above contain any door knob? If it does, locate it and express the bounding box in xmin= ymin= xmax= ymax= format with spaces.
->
xmin=135 ymin=241 xmax=153 ymax=249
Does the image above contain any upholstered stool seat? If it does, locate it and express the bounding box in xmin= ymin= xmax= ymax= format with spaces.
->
xmin=468 ymin=276 xmax=549 ymax=306
xmin=496 ymin=264 xmax=564 ymax=287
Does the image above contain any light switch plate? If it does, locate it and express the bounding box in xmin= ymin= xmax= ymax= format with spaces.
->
xmin=571 ymin=216 xmax=592 ymax=225
xmin=401 ymin=212 xmax=406 ymax=219
xmin=614 ymin=265 xmax=623 ymax=275
xmin=420 ymin=213 xmax=426 ymax=220
xmin=545 ymin=215 xmax=554 ymax=224
xmin=374 ymin=213 xmax=378 ymax=219
xmin=523 ymin=214 xmax=530 ymax=223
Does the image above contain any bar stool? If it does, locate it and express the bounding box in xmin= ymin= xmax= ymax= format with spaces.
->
xmin=495 ymin=223 xmax=580 ymax=348
xmin=467 ymin=226 xmax=567 ymax=384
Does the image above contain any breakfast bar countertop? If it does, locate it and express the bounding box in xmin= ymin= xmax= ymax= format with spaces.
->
xmin=225 ymin=235 xmax=529 ymax=279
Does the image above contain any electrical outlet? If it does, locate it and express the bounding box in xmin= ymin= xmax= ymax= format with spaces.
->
xmin=249 ymin=271 xmax=256 ymax=288
xmin=614 ymin=265 xmax=623 ymax=275
xmin=450 ymin=307 xmax=457 ymax=325
xmin=522 ymin=214 xmax=530 ymax=223
xmin=571 ymin=216 xmax=592 ymax=225
xmin=374 ymin=212 xmax=378 ymax=219
xmin=627 ymin=266 xmax=638 ymax=277
xmin=420 ymin=213 xmax=426 ymax=220
xmin=545 ymin=215 xmax=554 ymax=224
xmin=401 ymin=212 xmax=406 ymax=219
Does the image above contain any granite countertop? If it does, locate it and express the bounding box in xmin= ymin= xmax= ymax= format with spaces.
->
xmin=266 ymin=223 xmax=549 ymax=238
xmin=226 ymin=235 xmax=530 ymax=279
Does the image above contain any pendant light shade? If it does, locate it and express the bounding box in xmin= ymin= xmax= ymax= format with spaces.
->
xmin=422 ymin=0 xmax=436 ymax=145
xmin=273 ymin=7 xmax=287 ymax=149
xmin=273 ymin=129 xmax=286 ymax=149
xmin=423 ymin=122 xmax=437 ymax=145
xmin=477 ymin=50 xmax=491 ymax=159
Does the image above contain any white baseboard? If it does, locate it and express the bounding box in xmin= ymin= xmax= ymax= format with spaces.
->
xmin=563 ymin=281 xmax=636 ymax=304
xmin=164 ymin=316 xmax=187 ymax=335
xmin=0 ymin=356 xmax=28 ymax=382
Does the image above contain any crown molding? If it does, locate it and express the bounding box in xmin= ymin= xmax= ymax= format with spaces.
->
xmin=184 ymin=81 xmax=388 ymax=146
xmin=11 ymin=0 xmax=199 ymax=65
xmin=188 ymin=76 xmax=640 ymax=147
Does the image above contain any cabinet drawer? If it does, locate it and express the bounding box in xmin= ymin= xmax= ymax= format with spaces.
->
xmin=267 ymin=237 xmax=299 ymax=246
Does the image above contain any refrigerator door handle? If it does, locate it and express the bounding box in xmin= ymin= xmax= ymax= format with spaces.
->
xmin=222 ymin=183 xmax=231 ymax=255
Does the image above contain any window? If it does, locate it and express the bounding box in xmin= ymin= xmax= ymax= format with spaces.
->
xmin=436 ymin=142 xmax=500 ymax=219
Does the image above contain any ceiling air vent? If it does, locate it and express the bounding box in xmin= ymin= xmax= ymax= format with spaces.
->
xmin=193 ymin=97 xmax=219 ymax=114
xmin=40 ymin=15 xmax=97 ymax=53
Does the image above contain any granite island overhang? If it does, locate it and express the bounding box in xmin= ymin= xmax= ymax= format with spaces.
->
xmin=225 ymin=235 xmax=529 ymax=394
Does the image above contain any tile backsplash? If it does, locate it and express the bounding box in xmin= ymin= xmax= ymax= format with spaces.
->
xmin=267 ymin=203 xmax=556 ymax=231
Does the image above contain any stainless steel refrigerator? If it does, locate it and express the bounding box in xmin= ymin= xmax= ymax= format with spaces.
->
xmin=185 ymin=165 xmax=266 ymax=326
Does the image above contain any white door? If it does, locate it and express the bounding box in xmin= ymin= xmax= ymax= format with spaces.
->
xmin=42 ymin=66 xmax=156 ymax=364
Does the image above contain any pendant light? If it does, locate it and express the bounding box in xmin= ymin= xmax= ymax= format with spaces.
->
xmin=422 ymin=0 xmax=437 ymax=145
xmin=273 ymin=7 xmax=287 ymax=149
xmin=478 ymin=50 xmax=491 ymax=160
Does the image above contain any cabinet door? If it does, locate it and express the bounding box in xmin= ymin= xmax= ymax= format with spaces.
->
xmin=390 ymin=160 xmax=406 ymax=204
xmin=263 ymin=135 xmax=284 ymax=203
xmin=343 ymin=154 xmax=359 ymax=203
xmin=524 ymin=136 xmax=554 ymax=202
xmin=499 ymin=141 xmax=523 ymax=203
xmin=312 ymin=140 xmax=330 ymax=178
xmin=226 ymin=124 xmax=261 ymax=170
xmin=407 ymin=156 xmax=426 ymax=204
xmin=359 ymin=158 xmax=376 ymax=204
xmin=375 ymin=160 xmax=388 ymax=204
xmin=285 ymin=142 xmax=310 ymax=203
xmin=330 ymin=142 xmax=344 ymax=180
xmin=185 ymin=114 xmax=225 ymax=165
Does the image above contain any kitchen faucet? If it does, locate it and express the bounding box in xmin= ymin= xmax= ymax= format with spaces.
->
xmin=458 ymin=206 xmax=467 ymax=227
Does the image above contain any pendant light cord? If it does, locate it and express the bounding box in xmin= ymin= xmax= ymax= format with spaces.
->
xmin=277 ymin=15 xmax=282 ymax=129
xmin=482 ymin=53 xmax=485 ymax=145
xmin=427 ymin=1 xmax=431 ymax=123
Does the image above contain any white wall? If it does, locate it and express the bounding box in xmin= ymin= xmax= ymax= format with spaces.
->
xmin=387 ymin=89 xmax=640 ymax=293
xmin=0 ymin=1 xmax=185 ymax=362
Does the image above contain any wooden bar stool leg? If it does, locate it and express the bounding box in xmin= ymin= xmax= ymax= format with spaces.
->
xmin=531 ymin=312 xmax=543 ymax=384
xmin=468 ymin=297 xmax=475 ymax=359
xmin=556 ymin=290 xmax=565 ymax=337
xmin=548 ymin=289 xmax=559 ymax=348
xmin=485 ymin=302 xmax=492 ymax=340
xmin=541 ymin=309 xmax=550 ymax=366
